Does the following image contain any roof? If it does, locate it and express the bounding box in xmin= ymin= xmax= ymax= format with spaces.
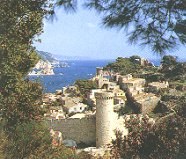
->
xmin=148 ymin=82 xmax=168 ymax=88
xmin=123 ymin=78 xmax=145 ymax=84
xmin=63 ymin=97 xmax=82 ymax=108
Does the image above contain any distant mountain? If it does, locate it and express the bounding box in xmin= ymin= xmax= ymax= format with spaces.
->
xmin=53 ymin=54 xmax=92 ymax=61
xmin=37 ymin=50 xmax=95 ymax=61
xmin=36 ymin=50 xmax=69 ymax=68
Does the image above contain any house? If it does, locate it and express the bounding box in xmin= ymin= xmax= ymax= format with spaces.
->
xmin=131 ymin=93 xmax=160 ymax=114
xmin=148 ymin=81 xmax=169 ymax=93
xmin=68 ymin=103 xmax=88 ymax=114
xmin=120 ymin=77 xmax=145 ymax=91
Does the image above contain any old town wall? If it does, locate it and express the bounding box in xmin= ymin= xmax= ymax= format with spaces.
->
xmin=47 ymin=116 xmax=96 ymax=145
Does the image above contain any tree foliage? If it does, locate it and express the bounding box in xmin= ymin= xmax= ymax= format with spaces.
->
xmin=85 ymin=0 xmax=186 ymax=54
xmin=0 ymin=1 xmax=66 ymax=158
xmin=2 ymin=121 xmax=50 ymax=159
xmin=112 ymin=108 xmax=186 ymax=159
xmin=56 ymin=0 xmax=186 ymax=55
xmin=105 ymin=56 xmax=141 ymax=75
xmin=160 ymin=55 xmax=186 ymax=80
xmin=0 ymin=1 xmax=91 ymax=158
xmin=0 ymin=0 xmax=52 ymax=135
xmin=75 ymin=79 xmax=98 ymax=96
xmin=0 ymin=121 xmax=78 ymax=159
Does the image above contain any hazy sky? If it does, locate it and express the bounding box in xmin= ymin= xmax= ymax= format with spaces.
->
xmin=34 ymin=5 xmax=186 ymax=60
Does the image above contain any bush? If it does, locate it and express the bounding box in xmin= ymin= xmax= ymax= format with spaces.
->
xmin=111 ymin=111 xmax=186 ymax=159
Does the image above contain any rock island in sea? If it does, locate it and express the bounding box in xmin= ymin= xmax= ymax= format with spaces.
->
xmin=29 ymin=60 xmax=55 ymax=75
xmin=28 ymin=50 xmax=69 ymax=76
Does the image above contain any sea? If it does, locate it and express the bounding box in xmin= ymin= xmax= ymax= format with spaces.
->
xmin=29 ymin=59 xmax=161 ymax=93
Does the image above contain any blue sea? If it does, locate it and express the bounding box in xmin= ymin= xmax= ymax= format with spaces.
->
xmin=29 ymin=59 xmax=160 ymax=93
xmin=29 ymin=60 xmax=113 ymax=93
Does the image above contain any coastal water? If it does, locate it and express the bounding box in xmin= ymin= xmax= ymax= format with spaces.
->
xmin=29 ymin=60 xmax=113 ymax=93
xmin=29 ymin=59 xmax=161 ymax=93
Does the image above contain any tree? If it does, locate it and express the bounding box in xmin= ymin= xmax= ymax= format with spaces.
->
xmin=0 ymin=1 xmax=62 ymax=158
xmin=86 ymin=0 xmax=186 ymax=54
xmin=0 ymin=1 xmax=88 ymax=158
xmin=129 ymin=55 xmax=141 ymax=63
xmin=105 ymin=57 xmax=141 ymax=75
xmin=75 ymin=79 xmax=98 ymax=96
xmin=0 ymin=120 xmax=77 ymax=159
xmin=112 ymin=110 xmax=186 ymax=159
xmin=56 ymin=0 xmax=186 ymax=55
xmin=0 ymin=0 xmax=52 ymax=135
xmin=161 ymin=55 xmax=178 ymax=67
xmin=160 ymin=55 xmax=186 ymax=80
xmin=160 ymin=55 xmax=177 ymax=77
xmin=172 ymin=62 xmax=186 ymax=80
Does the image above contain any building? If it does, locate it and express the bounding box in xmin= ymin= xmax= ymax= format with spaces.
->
xmin=120 ymin=77 xmax=145 ymax=93
xmin=61 ymin=96 xmax=84 ymax=114
xmin=130 ymin=92 xmax=160 ymax=114
xmin=148 ymin=81 xmax=169 ymax=93
xmin=95 ymin=91 xmax=117 ymax=147
xmin=48 ymin=90 xmax=128 ymax=148
xmin=68 ymin=103 xmax=88 ymax=114
xmin=47 ymin=71 xmax=158 ymax=148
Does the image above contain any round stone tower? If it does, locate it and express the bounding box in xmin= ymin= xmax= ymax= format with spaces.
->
xmin=95 ymin=91 xmax=115 ymax=148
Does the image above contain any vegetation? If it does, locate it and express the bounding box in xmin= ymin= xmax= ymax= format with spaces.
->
xmin=160 ymin=55 xmax=186 ymax=81
xmin=104 ymin=56 xmax=156 ymax=76
xmin=107 ymin=54 xmax=186 ymax=159
xmin=0 ymin=1 xmax=77 ymax=158
xmin=75 ymin=79 xmax=98 ymax=97
xmin=154 ymin=95 xmax=186 ymax=115
xmin=105 ymin=56 xmax=141 ymax=75
xmin=37 ymin=50 xmax=58 ymax=63
xmin=85 ymin=0 xmax=186 ymax=55
xmin=0 ymin=0 xmax=49 ymax=129
xmin=112 ymin=103 xmax=186 ymax=159
xmin=56 ymin=0 xmax=186 ymax=54
xmin=0 ymin=0 xmax=53 ymax=158
xmin=105 ymin=55 xmax=185 ymax=85
xmin=0 ymin=0 xmax=185 ymax=158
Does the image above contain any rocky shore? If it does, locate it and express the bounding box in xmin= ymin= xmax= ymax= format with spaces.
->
xmin=29 ymin=60 xmax=55 ymax=75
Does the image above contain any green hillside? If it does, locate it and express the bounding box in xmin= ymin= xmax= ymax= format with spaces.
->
xmin=37 ymin=50 xmax=57 ymax=63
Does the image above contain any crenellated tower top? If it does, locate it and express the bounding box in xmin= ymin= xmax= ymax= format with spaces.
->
xmin=95 ymin=91 xmax=114 ymax=100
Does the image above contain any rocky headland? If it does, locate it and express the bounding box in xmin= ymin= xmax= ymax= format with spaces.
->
xmin=29 ymin=50 xmax=69 ymax=75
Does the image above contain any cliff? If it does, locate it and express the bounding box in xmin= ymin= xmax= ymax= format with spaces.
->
xmin=29 ymin=50 xmax=70 ymax=75
xmin=29 ymin=60 xmax=54 ymax=75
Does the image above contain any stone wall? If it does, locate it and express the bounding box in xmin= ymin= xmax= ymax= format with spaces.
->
xmin=47 ymin=116 xmax=96 ymax=145
xmin=135 ymin=96 xmax=160 ymax=114
xmin=141 ymin=96 xmax=160 ymax=114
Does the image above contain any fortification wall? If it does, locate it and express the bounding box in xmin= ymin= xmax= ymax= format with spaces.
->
xmin=140 ymin=96 xmax=160 ymax=114
xmin=47 ymin=116 xmax=96 ymax=145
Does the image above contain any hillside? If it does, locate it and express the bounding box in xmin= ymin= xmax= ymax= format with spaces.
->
xmin=37 ymin=50 xmax=58 ymax=63
xmin=29 ymin=51 xmax=69 ymax=75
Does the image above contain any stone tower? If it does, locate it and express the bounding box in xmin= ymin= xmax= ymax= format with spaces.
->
xmin=96 ymin=67 xmax=103 ymax=77
xmin=95 ymin=91 xmax=115 ymax=148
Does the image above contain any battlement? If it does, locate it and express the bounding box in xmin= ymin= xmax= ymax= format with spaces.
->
xmin=95 ymin=91 xmax=114 ymax=100
xmin=96 ymin=67 xmax=103 ymax=70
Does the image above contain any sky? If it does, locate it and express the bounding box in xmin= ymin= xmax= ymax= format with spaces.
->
xmin=34 ymin=4 xmax=186 ymax=60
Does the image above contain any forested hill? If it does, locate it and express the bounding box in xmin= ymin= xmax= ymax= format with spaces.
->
xmin=37 ymin=50 xmax=58 ymax=63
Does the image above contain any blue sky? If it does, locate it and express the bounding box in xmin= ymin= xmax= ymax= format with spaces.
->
xmin=34 ymin=5 xmax=186 ymax=60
